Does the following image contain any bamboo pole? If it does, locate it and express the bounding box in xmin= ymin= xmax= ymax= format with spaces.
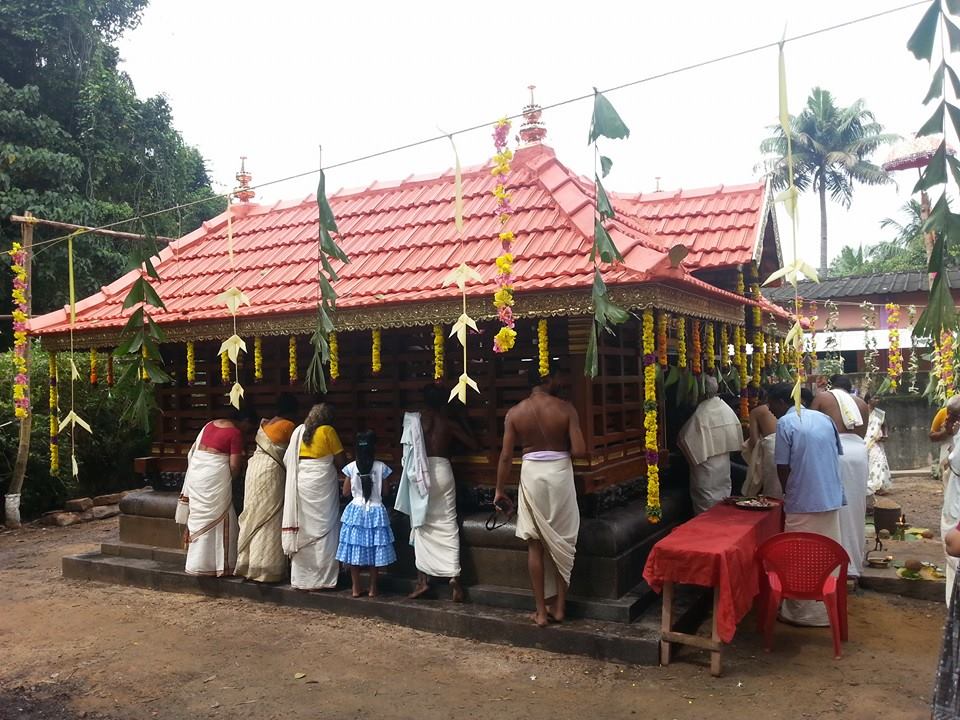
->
xmin=8 ymin=215 xmax=176 ymax=243
xmin=6 ymin=212 xmax=33 ymax=527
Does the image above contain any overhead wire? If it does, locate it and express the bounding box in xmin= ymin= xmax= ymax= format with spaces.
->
xmin=26 ymin=0 xmax=927 ymax=258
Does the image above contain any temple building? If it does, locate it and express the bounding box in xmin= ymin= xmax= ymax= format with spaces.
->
xmin=35 ymin=100 xmax=788 ymax=618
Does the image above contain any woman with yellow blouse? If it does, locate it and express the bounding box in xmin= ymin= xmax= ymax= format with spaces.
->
xmin=236 ymin=394 xmax=299 ymax=583
xmin=281 ymin=403 xmax=348 ymax=590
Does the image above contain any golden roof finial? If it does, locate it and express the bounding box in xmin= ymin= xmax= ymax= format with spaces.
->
xmin=235 ymin=156 xmax=255 ymax=203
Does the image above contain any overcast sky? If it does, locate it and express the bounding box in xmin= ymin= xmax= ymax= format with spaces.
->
xmin=116 ymin=0 xmax=941 ymax=268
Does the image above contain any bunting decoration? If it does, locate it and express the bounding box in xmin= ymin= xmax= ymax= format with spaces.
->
xmin=538 ymin=319 xmax=550 ymax=376
xmin=444 ymin=135 xmax=480 ymax=404
xmin=329 ymin=332 xmax=340 ymax=381
xmin=11 ymin=241 xmax=29 ymax=419
xmin=491 ymin=118 xmax=516 ymax=353
xmin=642 ymin=308 xmax=660 ymax=523
xmin=60 ymin=232 xmax=92 ymax=477
xmin=433 ymin=325 xmax=444 ymax=381
xmin=49 ymin=353 xmax=58 ymax=475
xmin=372 ymin=329 xmax=382 ymax=374
xmin=217 ymin=199 xmax=250 ymax=410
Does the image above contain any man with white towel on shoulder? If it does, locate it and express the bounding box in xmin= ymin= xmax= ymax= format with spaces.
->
xmin=812 ymin=374 xmax=869 ymax=582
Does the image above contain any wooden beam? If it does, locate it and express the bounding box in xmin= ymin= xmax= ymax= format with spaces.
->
xmin=8 ymin=215 xmax=176 ymax=243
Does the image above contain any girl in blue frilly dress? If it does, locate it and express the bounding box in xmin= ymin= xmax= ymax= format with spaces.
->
xmin=336 ymin=430 xmax=397 ymax=597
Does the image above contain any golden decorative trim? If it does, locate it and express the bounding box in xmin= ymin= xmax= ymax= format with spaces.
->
xmin=38 ymin=284 xmax=751 ymax=350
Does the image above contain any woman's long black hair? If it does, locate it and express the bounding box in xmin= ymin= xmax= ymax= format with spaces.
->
xmin=355 ymin=430 xmax=376 ymax=501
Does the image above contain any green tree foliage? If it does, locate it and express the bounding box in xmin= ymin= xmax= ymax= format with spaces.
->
xmin=829 ymin=200 xmax=960 ymax=276
xmin=760 ymin=87 xmax=897 ymax=276
xmin=0 ymin=0 xmax=219 ymax=332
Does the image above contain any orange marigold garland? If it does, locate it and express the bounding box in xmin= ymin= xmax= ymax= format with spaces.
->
xmin=491 ymin=118 xmax=516 ymax=353
xmin=642 ymin=308 xmax=660 ymax=523
xmin=89 ymin=348 xmax=98 ymax=386
xmin=691 ymin=319 xmax=702 ymax=375
xmin=886 ymin=304 xmax=901 ymax=392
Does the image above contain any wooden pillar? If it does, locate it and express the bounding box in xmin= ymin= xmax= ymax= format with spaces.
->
xmin=567 ymin=317 xmax=594 ymax=456
xmin=7 ymin=212 xmax=34 ymax=527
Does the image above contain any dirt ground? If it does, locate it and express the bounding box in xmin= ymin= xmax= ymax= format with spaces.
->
xmin=0 ymin=476 xmax=950 ymax=720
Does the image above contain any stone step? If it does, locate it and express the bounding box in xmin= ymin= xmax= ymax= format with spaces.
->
xmin=61 ymin=551 xmax=711 ymax=665
xmin=101 ymin=542 xmax=185 ymax=564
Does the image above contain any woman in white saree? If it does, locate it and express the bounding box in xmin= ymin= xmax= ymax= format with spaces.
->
xmin=236 ymin=394 xmax=299 ymax=583
xmin=175 ymin=406 xmax=257 ymax=577
xmin=282 ymin=403 xmax=347 ymax=590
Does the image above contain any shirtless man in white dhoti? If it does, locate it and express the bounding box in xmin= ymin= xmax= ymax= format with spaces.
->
xmin=812 ymin=374 xmax=869 ymax=581
xmin=495 ymin=366 xmax=586 ymax=628
xmin=407 ymin=384 xmax=478 ymax=602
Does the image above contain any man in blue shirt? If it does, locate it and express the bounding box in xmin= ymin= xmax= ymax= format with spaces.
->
xmin=767 ymin=383 xmax=845 ymax=627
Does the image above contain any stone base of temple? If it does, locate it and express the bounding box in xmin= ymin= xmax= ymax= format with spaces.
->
xmin=62 ymin=485 xmax=708 ymax=660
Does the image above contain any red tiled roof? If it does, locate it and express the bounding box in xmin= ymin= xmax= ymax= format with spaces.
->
xmin=613 ymin=182 xmax=769 ymax=271
xmin=30 ymin=145 xmax=767 ymax=337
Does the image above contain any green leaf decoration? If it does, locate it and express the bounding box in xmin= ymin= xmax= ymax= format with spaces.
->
xmin=320 ymin=252 xmax=340 ymax=282
xmin=142 ymin=280 xmax=166 ymax=310
xmin=595 ymin=290 xmax=630 ymax=329
xmin=320 ymin=225 xmax=350 ymax=264
xmin=121 ymin=307 xmax=145 ymax=334
xmin=121 ymin=382 xmax=157 ymax=432
xmin=592 ymin=219 xmax=624 ymax=264
xmin=596 ymin=176 xmax=615 ymax=220
xmin=318 ymin=273 xmax=337 ymax=302
xmin=600 ymin=155 xmax=613 ymax=178
xmin=584 ymin=323 xmax=599 ymax=378
xmin=947 ymin=18 xmax=960 ymax=52
xmin=924 ymin=63 xmax=946 ymax=103
xmin=664 ymin=366 xmax=679 ymax=388
xmin=923 ymin=193 xmax=950 ymax=236
xmin=913 ymin=267 xmax=957 ymax=339
xmin=947 ymin=102 xmax=960 ymax=143
xmin=947 ymin=153 xmax=960 ymax=190
xmin=917 ymin=101 xmax=945 ymax=137
xmin=145 ymin=314 xmax=166 ymax=342
xmin=115 ymin=332 xmax=143 ymax=356
xmin=907 ymin=0 xmax=942 ymax=62
xmin=143 ymin=255 xmax=160 ymax=281
xmin=316 ymin=169 xmax=340 ymax=234
xmin=914 ymin=141 xmax=947 ymax=193
xmin=588 ymin=88 xmax=631 ymax=144
xmin=122 ymin=277 xmax=148 ymax=309
xmin=142 ymin=359 xmax=172 ymax=384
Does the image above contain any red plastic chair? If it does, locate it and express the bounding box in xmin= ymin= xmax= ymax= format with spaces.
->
xmin=757 ymin=532 xmax=849 ymax=659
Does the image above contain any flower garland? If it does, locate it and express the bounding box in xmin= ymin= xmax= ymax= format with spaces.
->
xmin=254 ymin=336 xmax=263 ymax=382
xmin=89 ymin=348 xmax=98 ymax=386
xmin=752 ymin=330 xmax=763 ymax=387
xmin=220 ymin=351 xmax=230 ymax=383
xmin=642 ymin=309 xmax=660 ymax=523
xmin=538 ymin=319 xmax=550 ymax=377
xmin=491 ymin=118 xmax=516 ymax=352
xmin=141 ymin=345 xmax=149 ymax=381
xmin=749 ymin=265 xmax=762 ymax=329
xmin=372 ymin=329 xmax=382 ymax=374
xmin=11 ymin=241 xmax=29 ymax=419
xmin=807 ymin=301 xmax=819 ymax=377
xmin=778 ymin=339 xmax=786 ymax=367
xmin=907 ymin=305 xmax=920 ymax=394
xmin=736 ymin=266 xmax=745 ymax=296
xmin=736 ymin=326 xmax=749 ymax=421
xmin=691 ymin=319 xmax=702 ymax=375
xmin=329 ymin=332 xmax=340 ymax=381
xmin=433 ymin=325 xmax=444 ymax=380
xmin=705 ymin=322 xmax=716 ymax=372
xmin=861 ymin=302 xmax=879 ymax=389
xmin=289 ymin=336 xmax=298 ymax=384
xmin=676 ymin=316 xmax=687 ymax=370
xmin=657 ymin=312 xmax=669 ymax=368
xmin=186 ymin=342 xmax=196 ymax=385
xmin=49 ymin=353 xmax=58 ymax=475
xmin=942 ymin=331 xmax=955 ymax=399
xmin=720 ymin=324 xmax=730 ymax=370
xmin=886 ymin=304 xmax=902 ymax=393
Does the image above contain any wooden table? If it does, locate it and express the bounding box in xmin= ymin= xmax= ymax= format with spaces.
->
xmin=642 ymin=500 xmax=783 ymax=676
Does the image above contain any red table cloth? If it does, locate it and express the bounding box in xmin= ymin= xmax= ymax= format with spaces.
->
xmin=643 ymin=501 xmax=783 ymax=643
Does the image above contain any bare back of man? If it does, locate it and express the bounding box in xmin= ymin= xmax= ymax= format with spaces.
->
xmin=508 ymin=392 xmax=582 ymax=454
xmin=749 ymin=404 xmax=778 ymax=442
xmin=812 ymin=387 xmax=869 ymax=438
xmin=420 ymin=409 xmax=476 ymax=459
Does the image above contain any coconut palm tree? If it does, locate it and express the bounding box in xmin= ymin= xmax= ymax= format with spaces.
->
xmin=760 ymin=87 xmax=897 ymax=276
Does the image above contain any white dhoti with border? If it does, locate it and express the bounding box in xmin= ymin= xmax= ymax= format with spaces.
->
xmin=838 ymin=434 xmax=868 ymax=578
xmin=516 ymin=456 xmax=580 ymax=600
xmin=412 ymin=457 xmax=461 ymax=578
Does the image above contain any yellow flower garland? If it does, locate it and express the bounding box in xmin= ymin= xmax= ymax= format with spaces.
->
xmin=254 ymin=336 xmax=263 ymax=382
xmin=494 ymin=326 xmax=517 ymax=353
xmin=220 ymin=351 xmax=230 ymax=383
xmin=720 ymin=324 xmax=730 ymax=370
xmin=691 ymin=319 xmax=702 ymax=375
xmin=11 ymin=240 xmax=29 ymax=419
xmin=89 ymin=348 xmax=98 ymax=386
xmin=372 ymin=329 xmax=382 ymax=374
xmin=329 ymin=332 xmax=340 ymax=381
xmin=642 ymin=309 xmax=660 ymax=523
xmin=433 ymin=325 xmax=444 ymax=380
xmin=705 ymin=322 xmax=716 ymax=371
xmin=942 ymin=332 xmax=955 ymax=399
xmin=657 ymin=312 xmax=669 ymax=368
xmin=289 ymin=336 xmax=298 ymax=383
xmin=886 ymin=304 xmax=901 ymax=392
xmin=676 ymin=317 xmax=687 ymax=369
xmin=49 ymin=352 xmax=59 ymax=475
xmin=538 ymin=319 xmax=549 ymax=376
xmin=186 ymin=341 xmax=196 ymax=384
xmin=141 ymin=345 xmax=149 ymax=381
xmin=753 ymin=330 xmax=764 ymax=387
